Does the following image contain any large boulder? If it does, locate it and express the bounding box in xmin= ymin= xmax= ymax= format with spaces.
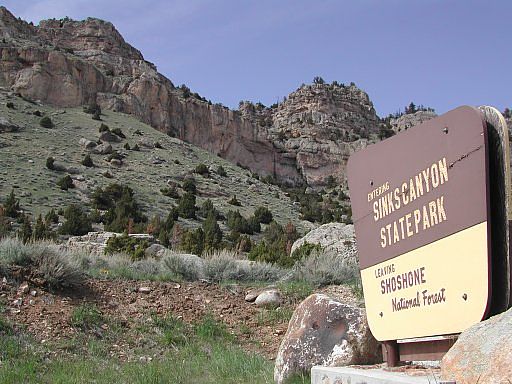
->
xmin=92 ymin=143 xmax=113 ymax=155
xmin=79 ymin=137 xmax=97 ymax=149
xmin=99 ymin=130 xmax=121 ymax=143
xmin=274 ymin=293 xmax=381 ymax=384
xmin=0 ymin=116 xmax=20 ymax=133
xmin=290 ymin=223 xmax=355 ymax=256
xmin=441 ymin=307 xmax=512 ymax=384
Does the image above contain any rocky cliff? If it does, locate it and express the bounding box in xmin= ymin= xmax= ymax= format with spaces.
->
xmin=0 ymin=7 xmax=380 ymax=187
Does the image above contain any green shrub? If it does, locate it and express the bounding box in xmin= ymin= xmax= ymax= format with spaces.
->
xmin=123 ymin=142 xmax=131 ymax=150
xmin=92 ymin=184 xmax=146 ymax=232
xmin=57 ymin=175 xmax=74 ymax=190
xmin=194 ymin=313 xmax=232 ymax=341
xmin=81 ymin=154 xmax=94 ymax=167
xmin=226 ymin=210 xmax=252 ymax=235
xmin=104 ymin=233 xmax=149 ymax=260
xmin=177 ymin=192 xmax=197 ymax=219
xmin=0 ymin=238 xmax=83 ymax=289
xmin=98 ymin=123 xmax=109 ymax=133
xmin=0 ymin=215 xmax=11 ymax=238
xmin=182 ymin=178 xmax=197 ymax=194
xmin=228 ymin=195 xmax=241 ymax=206
xmin=84 ymin=103 xmax=101 ymax=114
xmin=202 ymin=212 xmax=222 ymax=251
xmin=17 ymin=215 xmax=32 ymax=243
xmin=111 ymin=127 xmax=125 ymax=138
xmin=194 ymin=163 xmax=210 ymax=176
xmin=162 ymin=252 xmax=203 ymax=281
xmin=44 ymin=209 xmax=59 ymax=224
xmin=203 ymin=250 xmax=284 ymax=283
xmin=180 ymin=228 xmax=204 ymax=256
xmin=3 ymin=190 xmax=19 ymax=218
xmin=46 ymin=156 xmax=55 ymax=170
xmin=216 ymin=165 xmax=227 ymax=177
xmin=291 ymin=242 xmax=322 ymax=262
xmin=254 ymin=206 xmax=273 ymax=224
xmin=33 ymin=214 xmax=54 ymax=241
xmin=248 ymin=216 xmax=261 ymax=233
xmin=60 ymin=204 xmax=92 ymax=236
xmin=6 ymin=101 xmax=15 ymax=109
xmin=39 ymin=116 xmax=53 ymax=128
xmin=70 ymin=304 xmax=103 ymax=331
xmin=132 ymin=143 xmax=140 ymax=151
xmin=153 ymin=314 xmax=189 ymax=346
xmin=236 ymin=234 xmax=252 ymax=252
xmin=248 ymin=221 xmax=299 ymax=267
xmin=199 ymin=199 xmax=220 ymax=219
xmin=160 ymin=185 xmax=179 ymax=199
xmin=92 ymin=110 xmax=101 ymax=121
xmin=291 ymin=246 xmax=359 ymax=287
xmin=313 ymin=76 xmax=325 ymax=85
xmin=106 ymin=151 xmax=123 ymax=162
xmin=154 ymin=141 xmax=163 ymax=149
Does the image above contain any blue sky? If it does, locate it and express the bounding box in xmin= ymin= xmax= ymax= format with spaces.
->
xmin=3 ymin=0 xmax=511 ymax=116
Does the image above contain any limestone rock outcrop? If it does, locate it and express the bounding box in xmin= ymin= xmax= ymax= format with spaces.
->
xmin=441 ymin=307 xmax=512 ymax=384
xmin=274 ymin=293 xmax=381 ymax=384
xmin=290 ymin=222 xmax=355 ymax=256
xmin=0 ymin=7 xmax=380 ymax=187
xmin=390 ymin=110 xmax=437 ymax=134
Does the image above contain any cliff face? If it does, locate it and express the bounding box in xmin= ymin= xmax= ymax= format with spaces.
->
xmin=0 ymin=7 xmax=380 ymax=186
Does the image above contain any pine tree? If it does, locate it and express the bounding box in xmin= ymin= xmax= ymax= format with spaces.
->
xmin=4 ymin=190 xmax=19 ymax=218
xmin=33 ymin=214 xmax=47 ymax=240
xmin=60 ymin=204 xmax=92 ymax=236
xmin=203 ymin=212 xmax=222 ymax=251
xmin=178 ymin=192 xmax=197 ymax=219
xmin=18 ymin=215 xmax=32 ymax=243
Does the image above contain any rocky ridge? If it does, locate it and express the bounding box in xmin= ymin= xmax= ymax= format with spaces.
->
xmin=0 ymin=7 xmax=380 ymax=187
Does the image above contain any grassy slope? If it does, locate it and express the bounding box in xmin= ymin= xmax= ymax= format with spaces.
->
xmin=0 ymin=90 xmax=309 ymax=232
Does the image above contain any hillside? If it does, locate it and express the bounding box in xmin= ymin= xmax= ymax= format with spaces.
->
xmin=0 ymin=7 xmax=380 ymax=187
xmin=0 ymin=89 xmax=309 ymax=233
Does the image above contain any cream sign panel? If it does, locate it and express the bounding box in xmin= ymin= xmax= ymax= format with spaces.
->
xmin=347 ymin=106 xmax=491 ymax=341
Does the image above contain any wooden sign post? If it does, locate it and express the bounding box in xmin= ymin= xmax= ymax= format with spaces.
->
xmin=347 ymin=106 xmax=511 ymax=365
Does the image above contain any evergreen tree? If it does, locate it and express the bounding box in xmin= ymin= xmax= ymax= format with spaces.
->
xmin=33 ymin=214 xmax=47 ymax=240
xmin=18 ymin=215 xmax=32 ymax=243
xmin=254 ymin=206 xmax=273 ymax=224
xmin=45 ymin=208 xmax=59 ymax=224
xmin=180 ymin=228 xmax=204 ymax=255
xmin=178 ymin=192 xmax=197 ymax=219
xmin=4 ymin=189 xmax=20 ymax=218
xmin=60 ymin=204 xmax=92 ymax=236
xmin=203 ymin=212 xmax=222 ymax=251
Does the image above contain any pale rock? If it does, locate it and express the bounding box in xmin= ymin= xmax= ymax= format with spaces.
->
xmin=79 ymin=137 xmax=97 ymax=149
xmin=99 ymin=130 xmax=121 ymax=143
xmin=254 ymin=289 xmax=282 ymax=307
xmin=138 ymin=286 xmax=151 ymax=293
xmin=441 ymin=307 xmax=512 ymax=384
xmin=390 ymin=110 xmax=437 ymax=134
xmin=18 ymin=282 xmax=29 ymax=294
xmin=0 ymin=116 xmax=20 ymax=132
xmin=92 ymin=143 xmax=112 ymax=155
xmin=110 ymin=158 xmax=122 ymax=167
xmin=274 ymin=293 xmax=381 ymax=384
xmin=144 ymin=243 xmax=166 ymax=258
xmin=245 ymin=287 xmax=267 ymax=302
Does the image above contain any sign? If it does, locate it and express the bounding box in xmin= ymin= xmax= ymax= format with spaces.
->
xmin=347 ymin=106 xmax=491 ymax=341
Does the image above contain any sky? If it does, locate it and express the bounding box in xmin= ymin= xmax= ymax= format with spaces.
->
xmin=3 ymin=0 xmax=511 ymax=117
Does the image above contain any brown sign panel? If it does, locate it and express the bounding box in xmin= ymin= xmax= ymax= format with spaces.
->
xmin=347 ymin=106 xmax=491 ymax=341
